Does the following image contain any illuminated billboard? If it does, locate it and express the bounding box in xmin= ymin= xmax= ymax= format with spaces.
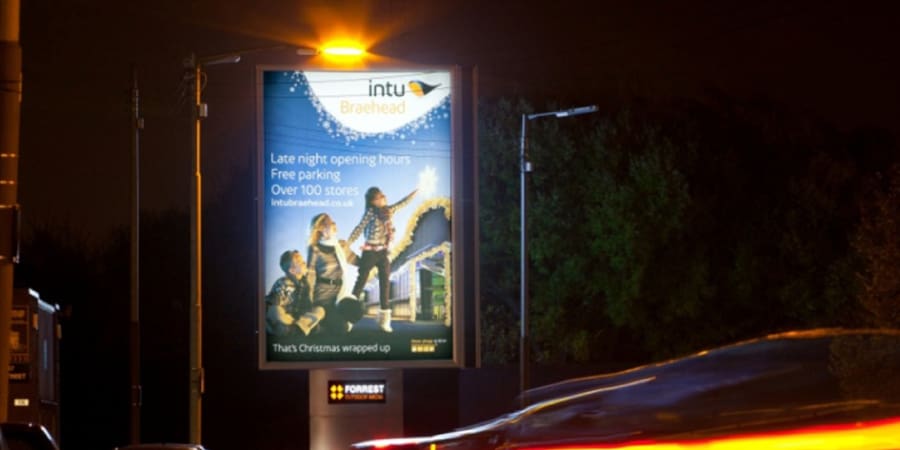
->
xmin=258 ymin=67 xmax=461 ymax=368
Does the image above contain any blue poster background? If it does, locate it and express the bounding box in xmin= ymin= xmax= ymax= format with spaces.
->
xmin=260 ymin=69 xmax=455 ymax=365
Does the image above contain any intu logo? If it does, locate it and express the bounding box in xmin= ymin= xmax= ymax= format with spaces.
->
xmin=368 ymin=79 xmax=441 ymax=97
xmin=408 ymin=80 xmax=440 ymax=97
xmin=369 ymin=80 xmax=406 ymax=97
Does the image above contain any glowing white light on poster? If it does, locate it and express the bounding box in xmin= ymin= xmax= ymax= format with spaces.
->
xmin=259 ymin=68 xmax=456 ymax=367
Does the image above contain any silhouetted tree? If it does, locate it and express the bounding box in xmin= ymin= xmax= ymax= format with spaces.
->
xmin=854 ymin=163 xmax=900 ymax=327
xmin=477 ymin=95 xmax=897 ymax=364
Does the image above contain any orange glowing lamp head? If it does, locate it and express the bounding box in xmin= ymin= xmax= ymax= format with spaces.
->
xmin=321 ymin=46 xmax=365 ymax=56
xmin=300 ymin=40 xmax=367 ymax=68
xmin=319 ymin=41 xmax=366 ymax=59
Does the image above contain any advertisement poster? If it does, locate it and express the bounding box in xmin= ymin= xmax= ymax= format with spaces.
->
xmin=259 ymin=68 xmax=456 ymax=367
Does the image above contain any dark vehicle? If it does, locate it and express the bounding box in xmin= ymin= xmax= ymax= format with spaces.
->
xmin=7 ymin=289 xmax=62 ymax=442
xmin=0 ymin=422 xmax=60 ymax=450
xmin=353 ymin=328 xmax=900 ymax=450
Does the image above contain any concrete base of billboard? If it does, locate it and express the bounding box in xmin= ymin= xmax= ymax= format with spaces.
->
xmin=309 ymin=368 xmax=403 ymax=450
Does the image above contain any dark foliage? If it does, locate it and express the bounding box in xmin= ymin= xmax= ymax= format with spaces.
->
xmin=478 ymin=96 xmax=898 ymax=363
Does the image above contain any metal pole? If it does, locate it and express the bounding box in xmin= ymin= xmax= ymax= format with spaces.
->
xmin=129 ymin=65 xmax=143 ymax=444
xmin=189 ymin=60 xmax=204 ymax=445
xmin=183 ymin=46 xmax=316 ymax=443
xmin=517 ymin=105 xmax=597 ymax=410
xmin=519 ymin=113 xmax=529 ymax=409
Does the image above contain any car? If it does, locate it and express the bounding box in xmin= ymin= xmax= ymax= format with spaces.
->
xmin=0 ymin=422 xmax=60 ymax=450
xmin=352 ymin=328 xmax=900 ymax=450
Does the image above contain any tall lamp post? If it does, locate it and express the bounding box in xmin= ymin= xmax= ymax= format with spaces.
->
xmin=183 ymin=46 xmax=317 ymax=445
xmin=519 ymin=105 xmax=597 ymax=408
xmin=129 ymin=65 xmax=144 ymax=445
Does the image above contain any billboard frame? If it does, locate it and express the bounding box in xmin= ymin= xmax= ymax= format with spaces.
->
xmin=256 ymin=63 xmax=467 ymax=370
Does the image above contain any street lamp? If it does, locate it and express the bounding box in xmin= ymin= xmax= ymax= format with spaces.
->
xmin=519 ymin=105 xmax=597 ymax=408
xmin=183 ymin=45 xmax=318 ymax=445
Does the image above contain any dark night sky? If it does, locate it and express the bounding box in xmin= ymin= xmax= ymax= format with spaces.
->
xmin=10 ymin=1 xmax=900 ymax=448
xmin=17 ymin=0 xmax=900 ymax=240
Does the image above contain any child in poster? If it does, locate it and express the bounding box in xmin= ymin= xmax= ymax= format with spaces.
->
xmin=347 ymin=186 xmax=418 ymax=332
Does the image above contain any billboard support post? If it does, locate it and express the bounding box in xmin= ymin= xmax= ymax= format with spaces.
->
xmin=309 ymin=368 xmax=403 ymax=450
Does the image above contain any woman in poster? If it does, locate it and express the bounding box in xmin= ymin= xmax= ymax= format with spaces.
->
xmin=347 ymin=186 xmax=418 ymax=332
xmin=307 ymin=213 xmax=362 ymax=335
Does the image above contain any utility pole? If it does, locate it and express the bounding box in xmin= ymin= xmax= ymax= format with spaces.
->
xmin=129 ymin=65 xmax=144 ymax=444
xmin=188 ymin=56 xmax=205 ymax=445
xmin=0 ymin=0 xmax=22 ymax=422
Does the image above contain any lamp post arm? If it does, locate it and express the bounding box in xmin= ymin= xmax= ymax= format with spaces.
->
xmin=556 ymin=105 xmax=598 ymax=117
xmin=183 ymin=53 xmax=238 ymax=70
xmin=185 ymin=45 xmax=318 ymax=69
xmin=527 ymin=104 xmax=598 ymax=120
xmin=526 ymin=110 xmax=559 ymax=120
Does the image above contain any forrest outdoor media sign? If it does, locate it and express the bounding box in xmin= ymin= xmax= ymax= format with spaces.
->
xmin=327 ymin=380 xmax=387 ymax=404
